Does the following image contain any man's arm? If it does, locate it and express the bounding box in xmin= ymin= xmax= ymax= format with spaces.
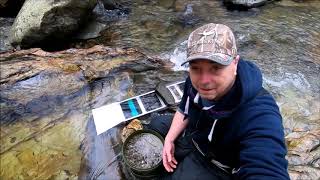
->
xmin=162 ymin=110 xmax=189 ymax=172
xmin=237 ymin=108 xmax=289 ymax=180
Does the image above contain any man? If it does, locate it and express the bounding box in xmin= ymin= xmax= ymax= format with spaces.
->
xmin=148 ymin=23 xmax=289 ymax=179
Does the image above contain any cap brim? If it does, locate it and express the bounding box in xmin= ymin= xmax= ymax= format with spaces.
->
xmin=181 ymin=54 xmax=233 ymax=66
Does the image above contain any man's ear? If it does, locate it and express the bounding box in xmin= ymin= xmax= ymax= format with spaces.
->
xmin=233 ymin=55 xmax=240 ymax=75
xmin=234 ymin=55 xmax=240 ymax=65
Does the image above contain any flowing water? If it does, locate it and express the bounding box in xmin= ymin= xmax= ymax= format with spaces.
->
xmin=1 ymin=0 xmax=320 ymax=179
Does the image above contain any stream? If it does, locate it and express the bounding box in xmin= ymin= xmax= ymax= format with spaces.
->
xmin=0 ymin=0 xmax=319 ymax=179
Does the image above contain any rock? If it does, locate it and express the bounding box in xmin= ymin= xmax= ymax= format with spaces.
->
xmin=91 ymin=0 xmax=128 ymax=23
xmin=174 ymin=0 xmax=189 ymax=12
xmin=0 ymin=111 xmax=88 ymax=180
xmin=100 ymin=0 xmax=119 ymax=9
xmin=9 ymin=0 xmax=97 ymax=48
xmin=0 ymin=17 xmax=14 ymax=52
xmin=75 ymin=0 xmax=129 ymax=40
xmin=175 ymin=3 xmax=201 ymax=27
xmin=75 ymin=21 xmax=106 ymax=40
xmin=100 ymin=0 xmax=130 ymax=10
xmin=278 ymin=0 xmax=320 ymax=7
xmin=292 ymin=0 xmax=317 ymax=2
xmin=0 ymin=45 xmax=177 ymax=179
xmin=286 ymin=129 xmax=320 ymax=178
xmin=158 ymin=0 xmax=175 ymax=9
xmin=156 ymin=81 xmax=177 ymax=106
xmin=0 ymin=0 xmax=25 ymax=17
xmin=288 ymin=166 xmax=320 ymax=180
xmin=0 ymin=0 xmax=9 ymax=8
xmin=121 ymin=119 xmax=143 ymax=142
xmin=223 ymin=0 xmax=272 ymax=9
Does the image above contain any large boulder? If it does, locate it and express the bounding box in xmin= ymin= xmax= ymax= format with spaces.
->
xmin=9 ymin=0 xmax=97 ymax=48
xmin=223 ymin=0 xmax=272 ymax=8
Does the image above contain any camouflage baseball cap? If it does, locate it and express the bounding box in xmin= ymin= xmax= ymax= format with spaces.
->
xmin=182 ymin=23 xmax=237 ymax=66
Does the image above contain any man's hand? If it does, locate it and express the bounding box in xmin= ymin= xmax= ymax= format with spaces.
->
xmin=161 ymin=111 xmax=187 ymax=173
xmin=162 ymin=139 xmax=178 ymax=172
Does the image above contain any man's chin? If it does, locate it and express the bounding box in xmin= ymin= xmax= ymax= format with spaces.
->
xmin=199 ymin=93 xmax=216 ymax=100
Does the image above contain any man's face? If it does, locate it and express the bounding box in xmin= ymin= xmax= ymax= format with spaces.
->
xmin=189 ymin=57 xmax=239 ymax=100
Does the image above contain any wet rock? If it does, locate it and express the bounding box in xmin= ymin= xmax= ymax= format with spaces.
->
xmin=0 ymin=45 xmax=176 ymax=179
xmin=92 ymin=0 xmax=129 ymax=23
xmin=74 ymin=0 xmax=129 ymax=40
xmin=0 ymin=17 xmax=14 ymax=52
xmin=288 ymin=166 xmax=320 ymax=180
xmin=292 ymin=0 xmax=317 ymax=2
xmin=175 ymin=3 xmax=201 ymax=27
xmin=158 ymin=0 xmax=175 ymax=9
xmin=100 ymin=0 xmax=131 ymax=10
xmin=9 ymin=0 xmax=97 ymax=49
xmin=224 ymin=0 xmax=273 ymax=9
xmin=75 ymin=21 xmax=107 ymax=40
xmin=100 ymin=0 xmax=119 ymax=9
xmin=286 ymin=129 xmax=320 ymax=179
xmin=78 ymin=119 xmax=125 ymax=180
xmin=278 ymin=0 xmax=320 ymax=7
xmin=0 ymin=111 xmax=88 ymax=180
xmin=156 ymin=81 xmax=177 ymax=106
xmin=174 ymin=0 xmax=189 ymax=12
xmin=0 ymin=45 xmax=167 ymax=83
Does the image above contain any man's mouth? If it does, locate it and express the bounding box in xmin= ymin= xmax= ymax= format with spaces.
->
xmin=199 ymin=87 xmax=213 ymax=92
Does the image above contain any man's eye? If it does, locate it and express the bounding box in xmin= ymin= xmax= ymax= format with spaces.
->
xmin=212 ymin=65 xmax=223 ymax=70
xmin=190 ymin=66 xmax=199 ymax=71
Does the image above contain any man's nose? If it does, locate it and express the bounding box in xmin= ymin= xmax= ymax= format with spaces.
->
xmin=199 ymin=72 xmax=211 ymax=84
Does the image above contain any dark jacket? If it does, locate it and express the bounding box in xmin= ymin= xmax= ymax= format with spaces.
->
xmin=178 ymin=59 xmax=289 ymax=179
